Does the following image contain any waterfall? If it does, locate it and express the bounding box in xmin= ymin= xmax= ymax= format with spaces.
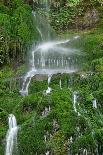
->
xmin=20 ymin=35 xmax=81 ymax=96
xmin=5 ymin=114 xmax=18 ymax=155
xmin=20 ymin=1 xmax=82 ymax=96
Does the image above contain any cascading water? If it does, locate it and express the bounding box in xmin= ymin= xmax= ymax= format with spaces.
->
xmin=20 ymin=36 xmax=81 ymax=96
xmin=18 ymin=0 xmax=83 ymax=96
xmin=5 ymin=114 xmax=18 ymax=155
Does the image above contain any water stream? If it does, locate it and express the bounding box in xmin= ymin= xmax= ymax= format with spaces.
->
xmin=5 ymin=114 xmax=18 ymax=155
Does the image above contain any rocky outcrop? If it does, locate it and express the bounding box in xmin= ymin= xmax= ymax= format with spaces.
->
xmin=75 ymin=8 xmax=99 ymax=29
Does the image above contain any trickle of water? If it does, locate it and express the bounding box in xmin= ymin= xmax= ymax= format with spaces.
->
xmin=73 ymin=91 xmax=78 ymax=113
xmin=45 ymin=151 xmax=49 ymax=155
xmin=44 ymin=135 xmax=47 ymax=142
xmin=92 ymin=99 xmax=97 ymax=108
xmin=59 ymin=79 xmax=62 ymax=89
xmin=42 ymin=106 xmax=51 ymax=117
xmin=37 ymin=27 xmax=43 ymax=40
xmin=48 ymin=74 xmax=52 ymax=85
xmin=19 ymin=69 xmax=36 ymax=96
xmin=69 ymin=136 xmax=73 ymax=143
xmin=73 ymin=92 xmax=81 ymax=116
xmin=83 ymin=149 xmax=88 ymax=155
xmin=48 ymin=106 xmax=50 ymax=112
xmin=45 ymin=87 xmax=52 ymax=95
xmin=45 ymin=74 xmax=52 ymax=95
xmin=5 ymin=114 xmax=18 ymax=155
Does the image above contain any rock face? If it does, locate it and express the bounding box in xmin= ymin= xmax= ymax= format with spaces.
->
xmin=75 ymin=8 xmax=99 ymax=29
xmin=83 ymin=9 xmax=99 ymax=28
xmin=34 ymin=75 xmax=47 ymax=81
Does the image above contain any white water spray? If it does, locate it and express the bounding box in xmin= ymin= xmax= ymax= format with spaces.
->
xmin=5 ymin=114 xmax=18 ymax=155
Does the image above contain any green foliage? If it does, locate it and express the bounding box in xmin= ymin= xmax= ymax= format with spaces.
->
xmin=47 ymin=0 xmax=102 ymax=31
xmin=91 ymin=58 xmax=103 ymax=71
xmin=0 ymin=1 xmax=39 ymax=66
xmin=50 ymin=6 xmax=77 ymax=31
xmin=0 ymin=13 xmax=11 ymax=35
xmin=0 ymin=4 xmax=9 ymax=14
xmin=71 ymin=134 xmax=96 ymax=153
xmin=49 ymin=131 xmax=66 ymax=155
xmin=0 ymin=64 xmax=103 ymax=154
xmin=10 ymin=0 xmax=24 ymax=8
